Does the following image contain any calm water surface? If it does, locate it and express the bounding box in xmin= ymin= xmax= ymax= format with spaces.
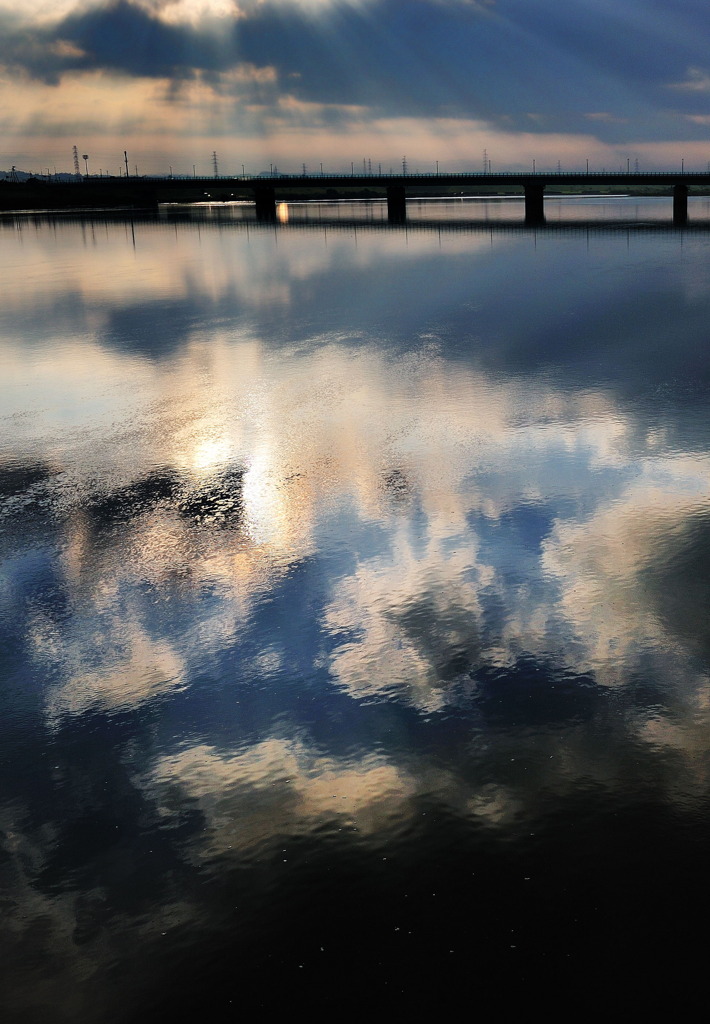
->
xmin=1 ymin=198 xmax=709 ymax=1017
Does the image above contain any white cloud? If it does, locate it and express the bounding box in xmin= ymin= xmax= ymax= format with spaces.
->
xmin=668 ymin=66 xmax=710 ymax=92
xmin=147 ymin=736 xmax=419 ymax=856
xmin=540 ymin=455 xmax=710 ymax=684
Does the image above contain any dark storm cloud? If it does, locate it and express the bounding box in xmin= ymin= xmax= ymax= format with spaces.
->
xmin=2 ymin=0 xmax=710 ymax=140
xmin=0 ymin=2 xmax=225 ymax=84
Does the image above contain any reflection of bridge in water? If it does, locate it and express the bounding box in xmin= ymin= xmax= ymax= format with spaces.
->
xmin=7 ymin=209 xmax=710 ymax=239
xmin=190 ymin=212 xmax=710 ymax=236
xmin=3 ymin=171 xmax=710 ymax=224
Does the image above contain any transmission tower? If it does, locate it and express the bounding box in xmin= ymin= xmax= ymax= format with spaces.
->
xmin=73 ymin=145 xmax=80 ymax=178
xmin=212 ymin=151 xmax=219 ymax=177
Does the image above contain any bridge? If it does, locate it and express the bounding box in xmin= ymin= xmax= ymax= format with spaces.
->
xmin=2 ymin=171 xmax=710 ymax=223
xmin=233 ymin=171 xmax=710 ymax=225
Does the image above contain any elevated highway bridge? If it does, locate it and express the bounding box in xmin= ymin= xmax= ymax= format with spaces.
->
xmin=2 ymin=171 xmax=709 ymax=224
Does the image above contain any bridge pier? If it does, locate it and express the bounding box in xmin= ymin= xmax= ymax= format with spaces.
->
xmin=524 ymin=182 xmax=546 ymax=225
xmin=673 ymin=183 xmax=688 ymax=225
xmin=253 ymin=184 xmax=276 ymax=222
xmin=386 ymin=185 xmax=407 ymax=223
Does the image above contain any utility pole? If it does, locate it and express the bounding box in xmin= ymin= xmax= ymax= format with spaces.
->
xmin=212 ymin=151 xmax=219 ymax=177
xmin=124 ymin=151 xmax=129 ymax=177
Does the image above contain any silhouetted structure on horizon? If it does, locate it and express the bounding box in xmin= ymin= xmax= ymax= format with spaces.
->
xmin=1 ymin=170 xmax=707 ymax=225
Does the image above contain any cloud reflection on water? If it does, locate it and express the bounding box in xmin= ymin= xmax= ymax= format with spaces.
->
xmin=1 ymin=219 xmax=708 ymax=722
xmin=1 ymin=211 xmax=710 ymax=1017
xmin=9 ymin=331 xmax=705 ymax=723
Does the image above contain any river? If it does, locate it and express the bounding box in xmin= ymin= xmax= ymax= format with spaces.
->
xmin=1 ymin=197 xmax=709 ymax=1017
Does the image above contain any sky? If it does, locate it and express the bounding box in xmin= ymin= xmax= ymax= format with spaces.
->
xmin=2 ymin=0 xmax=710 ymax=176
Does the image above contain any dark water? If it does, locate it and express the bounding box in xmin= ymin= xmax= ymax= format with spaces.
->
xmin=1 ymin=198 xmax=709 ymax=1017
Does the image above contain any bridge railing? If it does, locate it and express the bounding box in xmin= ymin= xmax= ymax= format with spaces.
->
xmin=28 ymin=169 xmax=710 ymax=184
xmin=136 ymin=170 xmax=708 ymax=182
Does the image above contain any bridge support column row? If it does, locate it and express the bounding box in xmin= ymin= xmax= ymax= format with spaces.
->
xmin=251 ymin=178 xmax=691 ymax=227
xmin=524 ymin=182 xmax=545 ymax=225
xmin=386 ymin=185 xmax=407 ymax=223
xmin=253 ymin=184 xmax=276 ymax=221
xmin=673 ymin=183 xmax=688 ymax=225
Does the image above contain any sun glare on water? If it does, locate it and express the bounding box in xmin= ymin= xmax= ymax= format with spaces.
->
xmin=189 ymin=435 xmax=235 ymax=475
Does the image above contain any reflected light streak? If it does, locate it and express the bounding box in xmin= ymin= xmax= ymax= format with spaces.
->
xmin=189 ymin=435 xmax=235 ymax=475
xmin=241 ymin=444 xmax=315 ymax=554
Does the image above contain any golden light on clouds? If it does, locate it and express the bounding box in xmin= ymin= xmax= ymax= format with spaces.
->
xmin=2 ymin=0 xmax=709 ymax=176
xmin=0 ymin=0 xmax=79 ymax=22
xmin=138 ymin=0 xmax=239 ymax=24
xmin=3 ymin=56 xmax=699 ymax=176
